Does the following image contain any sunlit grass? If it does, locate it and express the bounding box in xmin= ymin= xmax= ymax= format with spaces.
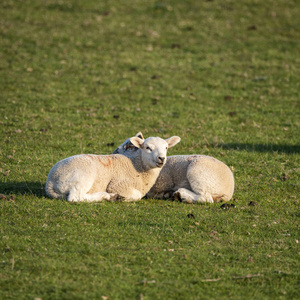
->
xmin=0 ymin=0 xmax=299 ymax=299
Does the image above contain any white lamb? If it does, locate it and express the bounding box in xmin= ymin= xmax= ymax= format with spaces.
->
xmin=46 ymin=135 xmax=181 ymax=202
xmin=113 ymin=132 xmax=234 ymax=204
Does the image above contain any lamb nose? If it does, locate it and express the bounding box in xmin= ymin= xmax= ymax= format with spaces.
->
xmin=158 ymin=156 xmax=165 ymax=163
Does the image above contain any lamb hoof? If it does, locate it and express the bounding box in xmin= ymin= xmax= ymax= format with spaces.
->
xmin=173 ymin=192 xmax=182 ymax=202
xmin=109 ymin=194 xmax=125 ymax=202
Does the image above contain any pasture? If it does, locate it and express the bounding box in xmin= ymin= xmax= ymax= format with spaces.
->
xmin=0 ymin=0 xmax=299 ymax=299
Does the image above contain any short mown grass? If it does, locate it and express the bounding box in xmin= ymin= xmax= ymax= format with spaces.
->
xmin=0 ymin=0 xmax=299 ymax=299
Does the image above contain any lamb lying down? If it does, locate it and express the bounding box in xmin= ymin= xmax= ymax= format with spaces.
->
xmin=113 ymin=132 xmax=234 ymax=204
xmin=46 ymin=135 xmax=181 ymax=202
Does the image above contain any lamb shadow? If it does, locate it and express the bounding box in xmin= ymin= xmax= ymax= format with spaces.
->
xmin=218 ymin=143 xmax=300 ymax=154
xmin=0 ymin=181 xmax=46 ymax=197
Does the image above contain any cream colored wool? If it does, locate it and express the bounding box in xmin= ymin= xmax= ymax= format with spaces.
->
xmin=46 ymin=135 xmax=181 ymax=202
xmin=113 ymin=133 xmax=234 ymax=204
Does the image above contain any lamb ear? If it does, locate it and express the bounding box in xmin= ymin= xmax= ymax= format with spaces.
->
xmin=165 ymin=136 xmax=181 ymax=148
xmin=130 ymin=137 xmax=144 ymax=149
xmin=135 ymin=132 xmax=144 ymax=140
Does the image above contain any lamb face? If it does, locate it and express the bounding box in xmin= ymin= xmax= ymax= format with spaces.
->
xmin=143 ymin=137 xmax=168 ymax=168
xmin=130 ymin=136 xmax=181 ymax=170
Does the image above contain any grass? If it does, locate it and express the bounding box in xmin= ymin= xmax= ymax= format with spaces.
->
xmin=0 ymin=0 xmax=299 ymax=299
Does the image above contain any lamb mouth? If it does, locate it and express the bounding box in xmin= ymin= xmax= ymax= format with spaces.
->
xmin=156 ymin=162 xmax=164 ymax=168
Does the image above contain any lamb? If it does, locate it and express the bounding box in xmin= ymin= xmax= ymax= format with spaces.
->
xmin=113 ymin=132 xmax=234 ymax=204
xmin=45 ymin=135 xmax=181 ymax=202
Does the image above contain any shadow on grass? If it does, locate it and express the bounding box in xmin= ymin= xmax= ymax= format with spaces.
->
xmin=0 ymin=181 xmax=46 ymax=197
xmin=218 ymin=143 xmax=300 ymax=154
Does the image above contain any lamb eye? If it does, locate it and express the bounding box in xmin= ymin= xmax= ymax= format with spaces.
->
xmin=146 ymin=146 xmax=152 ymax=151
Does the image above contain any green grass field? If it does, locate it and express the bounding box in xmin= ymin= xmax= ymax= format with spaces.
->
xmin=0 ymin=0 xmax=299 ymax=299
